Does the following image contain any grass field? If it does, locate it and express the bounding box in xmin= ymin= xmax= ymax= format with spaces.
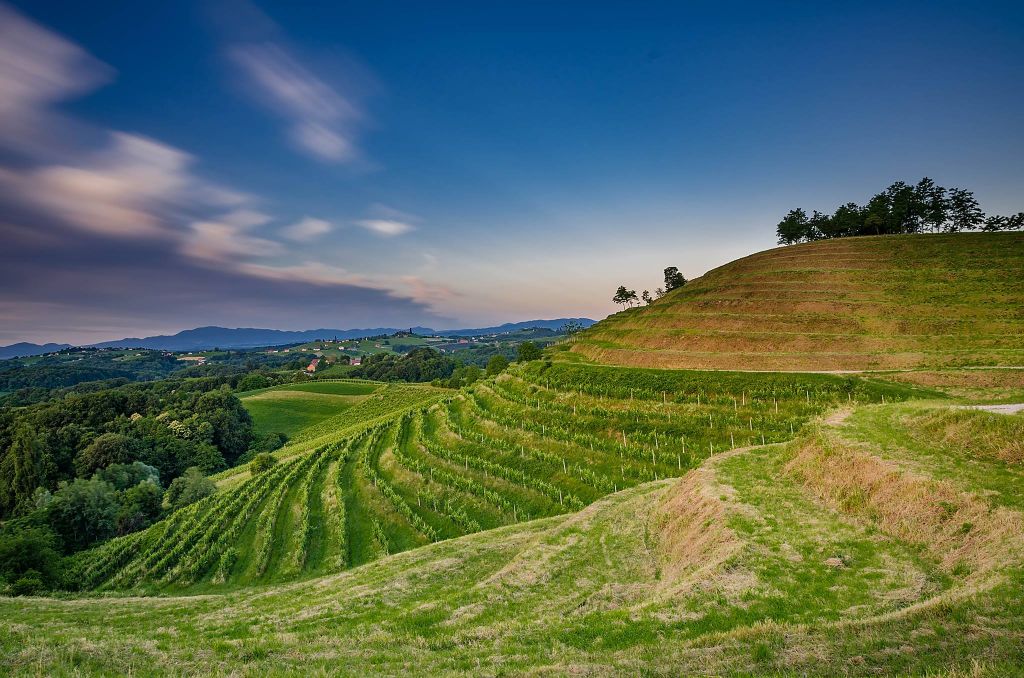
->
xmin=5 ymin=396 xmax=1024 ymax=675
xmin=6 ymin=234 xmax=1024 ymax=676
xmin=572 ymin=233 xmax=1024 ymax=371
xmin=240 ymin=381 xmax=381 ymax=437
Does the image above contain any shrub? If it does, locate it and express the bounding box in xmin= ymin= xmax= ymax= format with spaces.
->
xmin=517 ymin=342 xmax=542 ymax=362
xmin=486 ymin=355 xmax=510 ymax=376
xmin=250 ymin=452 xmax=277 ymax=474
xmin=165 ymin=467 xmax=216 ymax=511
xmin=10 ymin=569 xmax=46 ymax=596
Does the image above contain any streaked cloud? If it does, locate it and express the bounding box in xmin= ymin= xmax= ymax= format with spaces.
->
xmin=227 ymin=38 xmax=369 ymax=163
xmin=281 ymin=216 xmax=332 ymax=241
xmin=355 ymin=203 xmax=418 ymax=237
xmin=0 ymin=4 xmax=450 ymax=343
xmin=355 ymin=219 xmax=414 ymax=237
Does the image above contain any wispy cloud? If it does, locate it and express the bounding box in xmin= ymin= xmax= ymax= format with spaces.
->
xmin=355 ymin=219 xmax=415 ymax=237
xmin=281 ymin=216 xmax=332 ymax=241
xmin=354 ymin=203 xmax=418 ymax=237
xmin=0 ymin=3 xmax=449 ymax=342
xmin=227 ymin=36 xmax=372 ymax=163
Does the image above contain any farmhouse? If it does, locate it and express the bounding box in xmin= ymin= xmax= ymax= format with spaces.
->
xmin=351 ymin=356 xmax=362 ymax=366
xmin=306 ymin=358 xmax=320 ymax=373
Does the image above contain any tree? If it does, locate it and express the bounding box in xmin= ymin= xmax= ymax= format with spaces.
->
xmin=947 ymin=187 xmax=985 ymax=232
xmin=47 ymin=478 xmax=119 ymax=551
xmin=826 ymin=203 xmax=864 ymax=238
xmin=517 ymin=342 xmax=542 ymax=362
xmin=625 ymin=289 xmax=639 ymax=307
xmin=164 ymin=467 xmax=216 ymax=512
xmin=663 ymin=267 xmax=686 ymax=291
xmin=6 ymin=425 xmax=45 ymax=515
xmin=642 ymin=290 xmax=653 ymax=305
xmin=250 ymin=452 xmax=277 ymax=474
xmin=236 ymin=374 xmax=271 ymax=392
xmin=612 ymin=285 xmax=632 ymax=309
xmin=0 ymin=525 xmax=62 ymax=587
xmin=486 ymin=354 xmax=509 ymax=376
xmin=75 ymin=433 xmax=139 ymax=478
xmin=193 ymin=388 xmax=253 ymax=466
xmin=116 ymin=480 xmax=163 ymax=535
xmin=775 ymin=208 xmax=811 ymax=244
xmin=94 ymin=462 xmax=160 ymax=491
xmin=558 ymin=321 xmax=585 ymax=335
xmin=915 ymin=177 xmax=948 ymax=232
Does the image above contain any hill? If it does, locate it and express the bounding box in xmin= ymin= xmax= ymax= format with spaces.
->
xmin=572 ymin=232 xmax=1024 ymax=371
xmin=0 ymin=342 xmax=71 ymax=360
xmin=82 ymin=319 xmax=596 ymax=352
xmin=6 ymin=402 xmax=1023 ymax=675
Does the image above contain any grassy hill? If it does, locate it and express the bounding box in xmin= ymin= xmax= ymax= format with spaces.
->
xmin=571 ymin=232 xmax=1024 ymax=371
xmin=240 ymin=380 xmax=381 ymax=438
xmin=6 ymin=234 xmax=1024 ymax=676
xmin=4 ymin=403 xmax=1023 ymax=675
xmin=67 ymin=363 xmax=925 ymax=592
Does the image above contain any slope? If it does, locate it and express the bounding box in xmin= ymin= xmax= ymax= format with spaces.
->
xmin=572 ymin=232 xmax=1024 ymax=371
xmin=5 ymin=402 xmax=1023 ymax=676
xmin=68 ymin=363 xmax=927 ymax=592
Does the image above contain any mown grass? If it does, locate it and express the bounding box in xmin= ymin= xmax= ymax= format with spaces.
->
xmin=4 ymin=398 xmax=1024 ymax=676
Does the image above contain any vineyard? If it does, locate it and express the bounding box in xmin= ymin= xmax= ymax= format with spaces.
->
xmin=71 ymin=361 xmax=930 ymax=591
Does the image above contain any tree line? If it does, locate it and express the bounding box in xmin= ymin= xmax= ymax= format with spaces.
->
xmin=613 ymin=267 xmax=687 ymax=310
xmin=776 ymin=177 xmax=1023 ymax=245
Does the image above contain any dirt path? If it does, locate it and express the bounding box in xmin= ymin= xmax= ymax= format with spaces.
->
xmin=956 ymin=403 xmax=1024 ymax=415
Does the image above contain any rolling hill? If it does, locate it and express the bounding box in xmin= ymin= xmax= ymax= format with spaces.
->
xmin=5 ymin=233 xmax=1024 ymax=676
xmin=572 ymin=233 xmax=1024 ymax=371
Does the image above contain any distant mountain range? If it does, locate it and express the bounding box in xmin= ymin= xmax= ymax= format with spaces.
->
xmin=0 ymin=342 xmax=73 ymax=360
xmin=0 ymin=319 xmax=595 ymax=358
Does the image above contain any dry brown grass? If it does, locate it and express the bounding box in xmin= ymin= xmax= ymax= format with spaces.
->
xmin=784 ymin=430 xmax=1024 ymax=578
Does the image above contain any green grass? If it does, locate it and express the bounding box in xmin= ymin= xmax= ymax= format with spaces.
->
xmin=6 ymin=398 xmax=1024 ymax=675
xmin=571 ymin=232 xmax=1024 ymax=371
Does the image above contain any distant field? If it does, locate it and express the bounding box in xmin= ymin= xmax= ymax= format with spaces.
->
xmin=241 ymin=381 xmax=380 ymax=437
xmin=572 ymin=232 xmax=1024 ymax=371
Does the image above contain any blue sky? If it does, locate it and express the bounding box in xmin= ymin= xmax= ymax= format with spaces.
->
xmin=1 ymin=1 xmax=1022 ymax=343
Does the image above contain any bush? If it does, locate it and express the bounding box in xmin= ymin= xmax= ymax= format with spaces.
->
xmin=486 ymin=355 xmax=509 ymax=376
xmin=0 ymin=525 xmax=62 ymax=585
xmin=164 ymin=467 xmax=216 ymax=511
xmin=517 ymin=342 xmax=542 ymax=362
xmin=250 ymin=453 xmax=277 ymax=474
xmin=10 ymin=569 xmax=46 ymax=596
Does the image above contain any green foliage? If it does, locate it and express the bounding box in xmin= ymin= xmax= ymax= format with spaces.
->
xmin=663 ymin=266 xmax=686 ymax=291
xmin=165 ymin=467 xmax=216 ymax=512
xmin=0 ymin=525 xmax=62 ymax=586
xmin=236 ymin=373 xmax=272 ymax=392
xmin=351 ymin=348 xmax=458 ymax=383
xmin=250 ymin=452 xmax=277 ymax=474
xmin=776 ymin=177 xmax=1021 ymax=244
xmin=116 ymin=480 xmax=163 ymax=535
xmin=516 ymin=342 xmax=542 ymax=362
xmin=75 ymin=433 xmax=141 ymax=477
xmin=94 ymin=462 xmax=160 ymax=491
xmin=47 ymin=478 xmax=119 ymax=552
xmin=485 ymin=354 xmax=509 ymax=376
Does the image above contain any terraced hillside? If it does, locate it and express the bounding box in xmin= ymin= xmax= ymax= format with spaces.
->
xmin=572 ymin=232 xmax=1024 ymax=371
xmin=6 ymin=402 xmax=1023 ymax=675
xmin=69 ymin=362 xmax=924 ymax=591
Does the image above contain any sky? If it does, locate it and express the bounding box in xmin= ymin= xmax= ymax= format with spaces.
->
xmin=1 ymin=1 xmax=1022 ymax=345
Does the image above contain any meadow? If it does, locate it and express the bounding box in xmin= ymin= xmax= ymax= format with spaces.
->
xmin=240 ymin=380 xmax=381 ymax=437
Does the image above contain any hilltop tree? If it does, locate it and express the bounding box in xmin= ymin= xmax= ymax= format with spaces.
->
xmin=642 ymin=290 xmax=653 ymax=305
xmin=774 ymin=177 xmax=1023 ymax=244
xmin=663 ymin=267 xmax=687 ymax=291
xmin=612 ymin=285 xmax=631 ymax=309
xmin=776 ymin=208 xmax=811 ymax=244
